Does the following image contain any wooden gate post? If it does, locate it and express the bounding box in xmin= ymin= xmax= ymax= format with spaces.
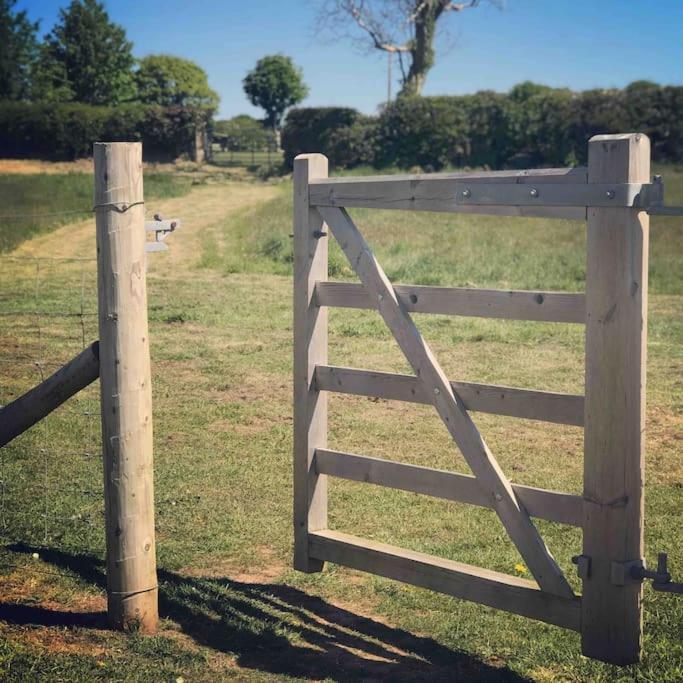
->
xmin=582 ymin=133 xmax=650 ymax=664
xmin=293 ymin=153 xmax=329 ymax=572
xmin=94 ymin=142 xmax=158 ymax=633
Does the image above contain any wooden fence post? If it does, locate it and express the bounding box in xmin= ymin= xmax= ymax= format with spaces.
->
xmin=582 ymin=133 xmax=650 ymax=664
xmin=293 ymin=153 xmax=329 ymax=572
xmin=94 ymin=142 xmax=158 ymax=633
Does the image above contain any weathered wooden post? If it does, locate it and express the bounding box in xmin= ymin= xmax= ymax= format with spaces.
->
xmin=94 ymin=142 xmax=158 ymax=633
xmin=582 ymin=133 xmax=650 ymax=663
xmin=293 ymin=153 xmax=329 ymax=572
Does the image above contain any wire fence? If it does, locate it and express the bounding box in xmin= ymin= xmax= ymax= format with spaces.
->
xmin=0 ymin=247 xmax=102 ymax=575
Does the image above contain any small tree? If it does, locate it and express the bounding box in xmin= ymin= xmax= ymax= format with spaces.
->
xmin=243 ymin=55 xmax=308 ymax=148
xmin=0 ymin=0 xmax=39 ymax=100
xmin=135 ymin=55 xmax=219 ymax=110
xmin=35 ymin=0 xmax=135 ymax=104
xmin=214 ymin=115 xmax=270 ymax=151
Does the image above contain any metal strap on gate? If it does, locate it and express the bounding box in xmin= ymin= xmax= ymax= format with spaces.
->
xmin=454 ymin=175 xmax=683 ymax=214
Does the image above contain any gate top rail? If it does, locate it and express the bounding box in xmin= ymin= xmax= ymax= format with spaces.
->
xmin=309 ymin=167 xmax=682 ymax=219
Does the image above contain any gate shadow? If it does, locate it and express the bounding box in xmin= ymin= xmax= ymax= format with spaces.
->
xmin=2 ymin=544 xmax=529 ymax=682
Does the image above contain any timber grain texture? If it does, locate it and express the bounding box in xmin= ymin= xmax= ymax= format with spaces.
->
xmin=309 ymin=530 xmax=581 ymax=631
xmin=95 ymin=142 xmax=158 ymax=633
xmin=315 ymin=281 xmax=586 ymax=323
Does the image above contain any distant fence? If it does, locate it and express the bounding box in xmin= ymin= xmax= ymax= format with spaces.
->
xmin=211 ymin=140 xmax=282 ymax=167
xmin=0 ymin=254 xmax=101 ymax=559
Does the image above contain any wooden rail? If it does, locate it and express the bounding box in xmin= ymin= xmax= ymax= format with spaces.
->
xmin=0 ymin=342 xmax=100 ymax=449
xmin=314 ymin=449 xmax=582 ymax=526
xmin=316 ymin=282 xmax=586 ymax=323
xmin=309 ymin=167 xmax=588 ymax=220
xmin=315 ymin=365 xmax=584 ymax=426
xmin=309 ymin=530 xmax=582 ymax=631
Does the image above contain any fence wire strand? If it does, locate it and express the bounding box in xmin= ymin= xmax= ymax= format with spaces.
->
xmin=0 ymin=251 xmax=102 ymax=573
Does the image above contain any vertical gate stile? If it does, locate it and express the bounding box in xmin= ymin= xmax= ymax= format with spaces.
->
xmin=293 ymin=153 xmax=329 ymax=572
xmin=582 ymin=134 xmax=649 ymax=664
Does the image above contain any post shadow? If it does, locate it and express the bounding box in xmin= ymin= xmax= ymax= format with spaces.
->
xmin=2 ymin=543 xmax=530 ymax=682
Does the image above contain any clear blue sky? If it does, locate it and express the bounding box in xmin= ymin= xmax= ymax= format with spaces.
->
xmin=19 ymin=0 xmax=683 ymax=120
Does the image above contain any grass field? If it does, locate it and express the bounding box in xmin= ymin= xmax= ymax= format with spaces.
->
xmin=0 ymin=162 xmax=681 ymax=681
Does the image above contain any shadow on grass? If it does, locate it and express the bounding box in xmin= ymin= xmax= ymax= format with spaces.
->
xmin=3 ymin=543 xmax=529 ymax=682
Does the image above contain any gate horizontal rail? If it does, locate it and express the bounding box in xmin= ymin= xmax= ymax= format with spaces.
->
xmin=309 ymin=166 xmax=589 ymax=219
xmin=316 ymin=281 xmax=586 ymax=323
xmin=314 ymin=449 xmax=582 ymax=526
xmin=315 ymin=365 xmax=584 ymax=426
xmin=309 ymin=530 xmax=582 ymax=631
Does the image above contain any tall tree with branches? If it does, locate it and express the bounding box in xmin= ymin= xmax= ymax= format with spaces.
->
xmin=318 ymin=0 xmax=501 ymax=97
xmin=0 ymin=0 xmax=39 ymax=100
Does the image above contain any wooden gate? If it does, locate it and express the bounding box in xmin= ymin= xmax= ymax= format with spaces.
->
xmin=293 ymin=133 xmax=655 ymax=665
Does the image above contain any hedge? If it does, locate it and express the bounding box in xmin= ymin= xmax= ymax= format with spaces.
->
xmin=280 ymin=107 xmax=365 ymax=168
xmin=282 ymin=82 xmax=683 ymax=171
xmin=0 ymin=102 xmax=211 ymax=161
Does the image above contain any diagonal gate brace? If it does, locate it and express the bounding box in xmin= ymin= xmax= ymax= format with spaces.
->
xmin=318 ymin=205 xmax=574 ymax=600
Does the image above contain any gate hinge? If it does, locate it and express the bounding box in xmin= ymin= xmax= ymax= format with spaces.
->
xmin=611 ymin=553 xmax=683 ymax=593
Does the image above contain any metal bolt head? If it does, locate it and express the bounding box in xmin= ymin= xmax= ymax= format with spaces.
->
xmin=495 ymin=493 xmax=503 ymax=502
xmin=434 ymin=387 xmax=440 ymax=395
xmin=378 ymin=293 xmax=384 ymax=302
xmin=606 ymin=189 xmax=615 ymax=199
xmin=529 ymin=188 xmax=539 ymax=198
xmin=462 ymin=188 xmax=471 ymax=199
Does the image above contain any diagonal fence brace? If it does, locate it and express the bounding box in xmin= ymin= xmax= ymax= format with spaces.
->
xmin=318 ymin=205 xmax=575 ymax=600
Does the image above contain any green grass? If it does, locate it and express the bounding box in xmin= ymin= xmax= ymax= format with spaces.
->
xmin=0 ymin=166 xmax=681 ymax=681
xmin=0 ymin=172 xmax=195 ymax=252
xmin=202 ymin=169 xmax=683 ymax=296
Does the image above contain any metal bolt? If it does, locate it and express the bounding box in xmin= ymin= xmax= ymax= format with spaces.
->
xmin=495 ymin=493 xmax=503 ymax=502
xmin=378 ymin=293 xmax=384 ymax=302
xmin=606 ymin=189 xmax=615 ymax=199
xmin=529 ymin=188 xmax=539 ymax=198
xmin=462 ymin=188 xmax=471 ymax=199
xmin=434 ymin=387 xmax=440 ymax=395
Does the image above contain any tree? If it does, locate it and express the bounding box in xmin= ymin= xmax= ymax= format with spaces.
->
xmin=35 ymin=0 xmax=135 ymax=104
xmin=243 ymin=55 xmax=308 ymax=147
xmin=0 ymin=0 xmax=39 ymax=100
xmin=508 ymin=81 xmax=553 ymax=103
xmin=318 ymin=0 xmax=501 ymax=97
xmin=214 ymin=115 xmax=270 ymax=151
xmin=135 ymin=55 xmax=219 ymax=110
